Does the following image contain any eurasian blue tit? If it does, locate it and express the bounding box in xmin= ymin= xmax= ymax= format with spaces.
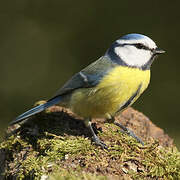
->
xmin=10 ymin=33 xmax=165 ymax=149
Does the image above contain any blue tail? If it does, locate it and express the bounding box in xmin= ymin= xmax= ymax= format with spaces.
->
xmin=10 ymin=96 xmax=61 ymax=125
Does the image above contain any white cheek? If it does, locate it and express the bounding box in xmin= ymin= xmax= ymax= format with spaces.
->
xmin=115 ymin=46 xmax=151 ymax=67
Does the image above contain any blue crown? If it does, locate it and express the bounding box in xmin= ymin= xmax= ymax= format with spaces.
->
xmin=120 ymin=33 xmax=147 ymax=40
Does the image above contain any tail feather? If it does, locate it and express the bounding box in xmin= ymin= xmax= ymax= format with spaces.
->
xmin=10 ymin=96 xmax=61 ymax=125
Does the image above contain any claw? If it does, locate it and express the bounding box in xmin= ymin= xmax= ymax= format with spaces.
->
xmin=92 ymin=135 xmax=108 ymax=150
xmin=114 ymin=122 xmax=144 ymax=145
xmin=85 ymin=118 xmax=108 ymax=150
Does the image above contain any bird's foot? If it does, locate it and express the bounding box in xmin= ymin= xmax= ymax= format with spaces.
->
xmin=92 ymin=134 xmax=108 ymax=150
xmin=114 ymin=122 xmax=144 ymax=145
xmin=85 ymin=119 xmax=108 ymax=149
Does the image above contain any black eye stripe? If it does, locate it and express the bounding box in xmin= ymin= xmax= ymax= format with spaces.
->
xmin=133 ymin=43 xmax=147 ymax=50
xmin=120 ymin=43 xmax=152 ymax=51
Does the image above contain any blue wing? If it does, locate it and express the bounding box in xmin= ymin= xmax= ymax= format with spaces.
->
xmin=53 ymin=56 xmax=116 ymax=96
xmin=10 ymin=56 xmax=117 ymax=125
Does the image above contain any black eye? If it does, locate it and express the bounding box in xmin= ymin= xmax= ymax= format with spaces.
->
xmin=134 ymin=43 xmax=145 ymax=49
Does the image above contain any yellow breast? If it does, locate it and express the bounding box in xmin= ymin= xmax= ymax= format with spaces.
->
xmin=69 ymin=66 xmax=150 ymax=119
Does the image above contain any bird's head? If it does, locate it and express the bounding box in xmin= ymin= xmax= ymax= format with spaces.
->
xmin=106 ymin=33 xmax=165 ymax=70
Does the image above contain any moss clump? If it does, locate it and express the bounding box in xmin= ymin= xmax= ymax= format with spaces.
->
xmin=48 ymin=170 xmax=108 ymax=180
xmin=0 ymin=106 xmax=180 ymax=180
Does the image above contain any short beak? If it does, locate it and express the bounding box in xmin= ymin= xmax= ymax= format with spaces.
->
xmin=153 ymin=48 xmax=165 ymax=55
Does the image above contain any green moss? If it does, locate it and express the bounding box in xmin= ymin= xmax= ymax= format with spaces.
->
xmin=48 ymin=170 xmax=108 ymax=180
xmin=1 ymin=107 xmax=180 ymax=180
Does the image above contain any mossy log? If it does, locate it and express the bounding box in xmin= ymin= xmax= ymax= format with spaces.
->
xmin=0 ymin=102 xmax=180 ymax=180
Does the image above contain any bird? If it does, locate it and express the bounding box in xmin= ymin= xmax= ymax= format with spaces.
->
xmin=10 ymin=33 xmax=165 ymax=149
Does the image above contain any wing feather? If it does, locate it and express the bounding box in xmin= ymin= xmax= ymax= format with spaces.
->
xmin=53 ymin=56 xmax=117 ymax=97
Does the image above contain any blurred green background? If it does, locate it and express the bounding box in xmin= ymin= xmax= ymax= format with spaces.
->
xmin=0 ymin=1 xmax=179 ymax=148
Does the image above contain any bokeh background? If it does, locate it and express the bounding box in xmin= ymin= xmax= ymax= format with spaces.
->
xmin=0 ymin=1 xmax=179 ymax=148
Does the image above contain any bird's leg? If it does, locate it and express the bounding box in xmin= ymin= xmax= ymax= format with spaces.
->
xmin=107 ymin=116 xmax=144 ymax=145
xmin=84 ymin=118 xmax=108 ymax=149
